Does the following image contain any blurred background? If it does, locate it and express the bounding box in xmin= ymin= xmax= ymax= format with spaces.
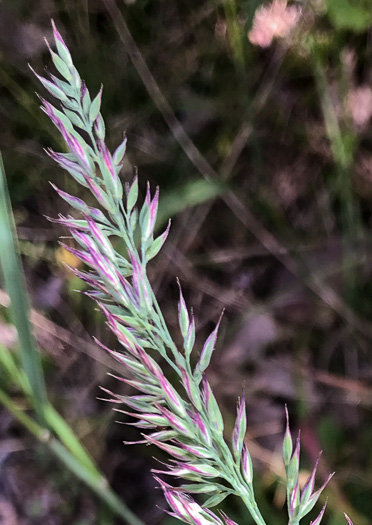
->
xmin=1 ymin=0 xmax=372 ymax=523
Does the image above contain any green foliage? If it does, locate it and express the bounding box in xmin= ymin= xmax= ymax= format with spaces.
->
xmin=326 ymin=0 xmax=372 ymax=32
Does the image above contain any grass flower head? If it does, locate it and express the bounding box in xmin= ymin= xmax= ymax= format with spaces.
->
xmin=32 ymin=20 xmax=352 ymax=525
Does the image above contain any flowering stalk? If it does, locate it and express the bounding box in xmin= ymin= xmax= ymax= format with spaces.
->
xmin=282 ymin=407 xmax=334 ymax=525
xmin=32 ymin=21 xmax=351 ymax=525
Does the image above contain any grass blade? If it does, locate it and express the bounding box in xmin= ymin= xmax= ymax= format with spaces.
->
xmin=0 ymin=152 xmax=47 ymax=421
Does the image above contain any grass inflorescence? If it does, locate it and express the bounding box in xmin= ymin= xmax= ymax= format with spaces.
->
xmin=28 ymin=20 xmax=351 ymax=525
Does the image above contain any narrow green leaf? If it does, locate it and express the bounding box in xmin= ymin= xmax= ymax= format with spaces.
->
xmin=0 ymin=343 xmax=30 ymax=393
xmin=156 ymin=179 xmax=224 ymax=232
xmin=44 ymin=404 xmax=100 ymax=478
xmin=0 ymin=154 xmax=47 ymax=422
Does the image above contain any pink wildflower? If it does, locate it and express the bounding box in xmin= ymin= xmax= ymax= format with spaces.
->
xmin=348 ymin=86 xmax=372 ymax=129
xmin=248 ymin=0 xmax=301 ymax=48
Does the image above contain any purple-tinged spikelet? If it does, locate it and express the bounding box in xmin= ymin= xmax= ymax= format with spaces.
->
xmin=220 ymin=512 xmax=239 ymax=525
xmin=241 ymin=443 xmax=253 ymax=484
xmin=51 ymin=20 xmax=73 ymax=67
xmin=156 ymin=405 xmax=191 ymax=437
xmin=232 ymin=395 xmax=246 ymax=462
xmin=310 ymin=501 xmax=327 ymax=525
xmin=180 ymin=367 xmax=202 ymax=411
xmin=189 ymin=411 xmax=212 ymax=447
xmin=300 ymin=453 xmax=321 ymax=505
xmin=283 ymin=405 xmax=293 ymax=467
xmin=194 ymin=317 xmax=222 ymax=380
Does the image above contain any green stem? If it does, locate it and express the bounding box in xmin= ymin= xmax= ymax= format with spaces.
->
xmin=239 ymin=487 xmax=267 ymax=525
xmin=0 ymin=388 xmax=145 ymax=525
xmin=215 ymin=434 xmax=267 ymax=525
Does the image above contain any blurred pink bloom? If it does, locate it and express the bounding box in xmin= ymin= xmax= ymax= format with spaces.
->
xmin=248 ymin=0 xmax=301 ymax=48
xmin=347 ymin=86 xmax=372 ymax=129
